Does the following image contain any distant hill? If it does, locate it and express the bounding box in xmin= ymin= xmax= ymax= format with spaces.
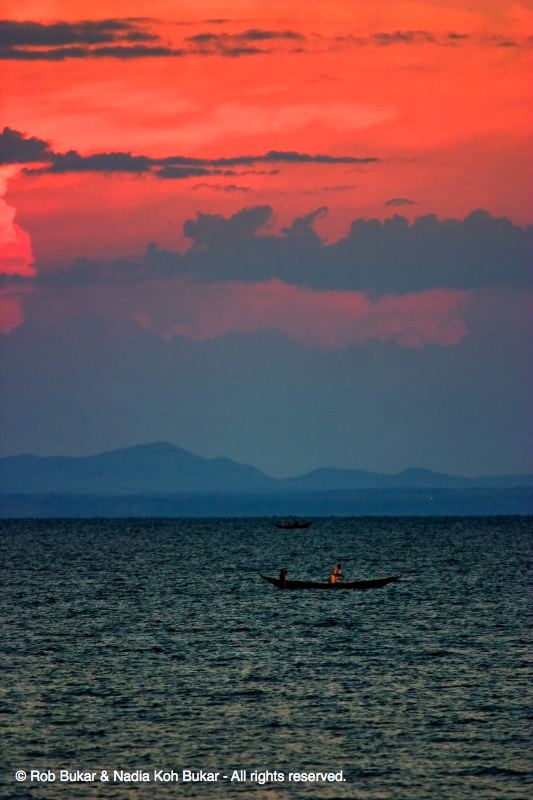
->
xmin=0 ymin=442 xmax=276 ymax=495
xmin=0 ymin=441 xmax=531 ymax=499
xmin=283 ymin=466 xmax=533 ymax=491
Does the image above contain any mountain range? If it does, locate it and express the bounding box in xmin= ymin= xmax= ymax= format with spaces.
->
xmin=1 ymin=441 xmax=531 ymax=495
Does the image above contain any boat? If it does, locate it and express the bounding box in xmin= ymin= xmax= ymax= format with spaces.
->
xmin=261 ymin=574 xmax=400 ymax=590
xmin=274 ymin=519 xmax=312 ymax=529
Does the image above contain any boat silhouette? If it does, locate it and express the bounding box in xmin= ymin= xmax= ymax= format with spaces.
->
xmin=274 ymin=519 xmax=312 ymax=529
xmin=261 ymin=574 xmax=400 ymax=590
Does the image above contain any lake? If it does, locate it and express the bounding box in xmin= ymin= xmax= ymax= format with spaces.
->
xmin=1 ymin=516 xmax=531 ymax=799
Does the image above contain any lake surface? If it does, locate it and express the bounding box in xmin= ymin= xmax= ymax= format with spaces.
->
xmin=1 ymin=517 xmax=531 ymax=799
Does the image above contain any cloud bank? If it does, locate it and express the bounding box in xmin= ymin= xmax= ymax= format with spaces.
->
xmin=1 ymin=19 xmax=528 ymax=60
xmin=3 ymin=205 xmax=530 ymax=350
xmin=1 ymin=128 xmax=379 ymax=179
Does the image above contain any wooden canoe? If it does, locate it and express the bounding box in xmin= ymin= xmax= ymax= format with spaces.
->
xmin=261 ymin=574 xmax=400 ymax=590
xmin=275 ymin=520 xmax=312 ymax=529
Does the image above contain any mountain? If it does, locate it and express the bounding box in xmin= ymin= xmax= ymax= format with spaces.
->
xmin=283 ymin=466 xmax=533 ymax=491
xmin=0 ymin=441 xmax=531 ymax=497
xmin=0 ymin=442 xmax=276 ymax=495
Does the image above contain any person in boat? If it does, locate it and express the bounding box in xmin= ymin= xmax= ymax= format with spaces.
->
xmin=278 ymin=568 xmax=287 ymax=588
xmin=328 ymin=563 xmax=343 ymax=584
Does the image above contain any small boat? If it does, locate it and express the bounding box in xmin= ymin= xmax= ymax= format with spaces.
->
xmin=275 ymin=519 xmax=312 ymax=529
xmin=261 ymin=574 xmax=400 ymax=591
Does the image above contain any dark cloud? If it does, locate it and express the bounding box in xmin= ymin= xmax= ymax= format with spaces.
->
xmin=187 ymin=29 xmax=303 ymax=45
xmin=446 ymin=32 xmax=470 ymax=42
xmin=484 ymin=36 xmax=518 ymax=48
xmin=0 ymin=18 xmax=180 ymax=59
xmin=0 ymin=18 xmax=157 ymax=46
xmin=0 ymin=20 xmax=303 ymax=60
xmin=263 ymin=150 xmax=377 ymax=165
xmin=373 ymin=30 xmax=435 ymax=45
xmin=385 ymin=197 xmax=416 ymax=207
xmin=43 ymin=246 xmax=183 ymax=286
xmin=200 ymin=151 xmax=378 ymax=167
xmin=304 ymin=184 xmax=356 ymax=194
xmin=0 ymin=127 xmax=51 ymax=164
xmin=178 ymin=207 xmax=532 ymax=291
xmin=185 ymin=28 xmax=304 ymax=56
xmin=27 ymin=150 xmax=151 ymax=174
xmin=334 ymin=30 xmax=527 ymax=50
xmin=26 ymin=208 xmax=531 ymax=295
xmin=1 ymin=21 xmax=528 ymax=60
xmin=192 ymin=45 xmax=267 ymax=57
xmin=0 ymin=44 xmax=183 ymax=60
xmin=328 ymin=210 xmax=532 ymax=293
xmin=186 ymin=33 xmax=229 ymax=44
xmin=153 ymin=166 xmax=219 ymax=180
xmin=4 ymin=129 xmax=378 ymax=173
xmin=183 ymin=206 xmax=272 ymax=247
xmin=236 ymin=29 xmax=303 ymax=41
xmin=237 ymin=169 xmax=280 ymax=176
xmin=282 ymin=207 xmax=328 ymax=247
xmin=334 ymin=31 xmax=435 ymax=48
xmin=193 ymin=183 xmax=253 ymax=193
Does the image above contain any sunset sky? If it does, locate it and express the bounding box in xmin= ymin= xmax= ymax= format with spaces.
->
xmin=0 ymin=0 xmax=531 ymax=477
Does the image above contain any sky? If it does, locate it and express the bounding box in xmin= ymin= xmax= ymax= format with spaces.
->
xmin=0 ymin=0 xmax=531 ymax=477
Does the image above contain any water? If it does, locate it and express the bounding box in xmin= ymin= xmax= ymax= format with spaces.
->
xmin=0 ymin=517 xmax=531 ymax=800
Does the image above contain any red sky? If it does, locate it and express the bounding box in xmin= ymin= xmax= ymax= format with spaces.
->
xmin=1 ymin=0 xmax=531 ymax=271
xmin=0 ymin=1 xmax=531 ymax=473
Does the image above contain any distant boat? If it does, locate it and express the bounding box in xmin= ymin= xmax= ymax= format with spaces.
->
xmin=275 ymin=519 xmax=312 ymax=529
xmin=261 ymin=574 xmax=400 ymax=591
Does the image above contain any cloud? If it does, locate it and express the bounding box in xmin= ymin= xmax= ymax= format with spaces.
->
xmin=160 ymin=150 xmax=378 ymax=168
xmin=142 ymin=279 xmax=469 ymax=349
xmin=483 ymin=35 xmax=518 ymax=48
xmin=13 ymin=269 xmax=471 ymax=350
xmin=154 ymin=149 xmax=378 ymax=179
xmin=155 ymin=166 xmax=236 ymax=179
xmin=235 ymin=29 xmax=303 ymax=42
xmin=303 ymin=184 xmax=357 ymax=194
xmin=385 ymin=197 xmax=416 ymax=207
xmin=0 ymin=18 xmax=182 ymax=60
xmin=333 ymin=30 xmax=530 ymax=51
xmin=329 ymin=211 xmax=533 ymax=292
xmin=0 ymin=166 xmax=36 ymax=277
xmin=176 ymin=207 xmax=533 ymax=292
xmin=0 ymin=44 xmax=183 ymax=61
xmin=0 ymin=283 xmax=32 ymax=332
xmin=373 ymin=30 xmax=436 ymax=45
xmin=0 ymin=20 xmax=304 ymax=60
xmin=185 ymin=28 xmax=304 ymax=56
xmin=253 ymin=150 xmax=378 ymax=165
xmin=1 ymin=20 xmax=529 ymax=60
xmin=183 ymin=206 xmax=272 ymax=247
xmin=0 ymin=19 xmax=157 ymax=46
xmin=29 ymin=150 xmax=152 ymax=174
xmin=193 ymin=183 xmax=253 ymax=193
xmin=0 ymin=128 xmax=51 ymax=165
xmin=446 ymin=32 xmax=470 ymax=42
xmin=14 ymin=207 xmax=531 ymax=300
xmin=282 ymin=207 xmax=328 ymax=247
xmin=3 ymin=128 xmax=378 ymax=175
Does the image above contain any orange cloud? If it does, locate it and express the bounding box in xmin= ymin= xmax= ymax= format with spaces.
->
xmin=0 ymin=167 xmax=36 ymax=277
xmin=0 ymin=284 xmax=32 ymax=333
xmin=133 ymin=278 xmax=469 ymax=348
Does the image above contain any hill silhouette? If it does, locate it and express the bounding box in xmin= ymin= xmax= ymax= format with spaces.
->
xmin=1 ymin=441 xmax=531 ymax=495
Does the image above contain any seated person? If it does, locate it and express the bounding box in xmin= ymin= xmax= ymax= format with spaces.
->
xmin=328 ymin=563 xmax=343 ymax=584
